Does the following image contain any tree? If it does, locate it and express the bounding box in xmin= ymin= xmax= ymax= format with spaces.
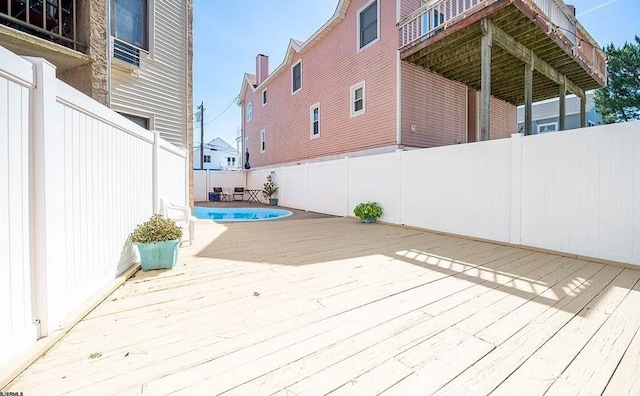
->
xmin=594 ymin=36 xmax=640 ymax=124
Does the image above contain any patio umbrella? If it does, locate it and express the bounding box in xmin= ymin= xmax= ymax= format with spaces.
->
xmin=244 ymin=150 xmax=251 ymax=169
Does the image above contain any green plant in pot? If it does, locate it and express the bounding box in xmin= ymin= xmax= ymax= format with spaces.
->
xmin=263 ymin=174 xmax=279 ymax=206
xmin=353 ymin=202 xmax=382 ymax=223
xmin=131 ymin=214 xmax=183 ymax=271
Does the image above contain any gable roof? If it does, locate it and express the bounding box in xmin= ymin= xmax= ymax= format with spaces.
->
xmin=516 ymin=92 xmax=596 ymax=123
xmin=238 ymin=0 xmax=351 ymax=104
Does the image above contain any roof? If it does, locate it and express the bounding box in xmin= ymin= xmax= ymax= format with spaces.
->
xmin=238 ymin=0 xmax=351 ymax=104
xmin=194 ymin=137 xmax=238 ymax=154
xmin=517 ymin=92 xmax=596 ymax=123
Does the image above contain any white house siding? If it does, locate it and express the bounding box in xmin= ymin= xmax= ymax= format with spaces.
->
xmin=110 ymin=0 xmax=189 ymax=148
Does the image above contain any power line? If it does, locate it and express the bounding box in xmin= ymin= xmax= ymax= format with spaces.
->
xmin=203 ymin=96 xmax=239 ymax=126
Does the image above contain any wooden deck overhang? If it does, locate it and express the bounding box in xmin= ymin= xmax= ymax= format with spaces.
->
xmin=400 ymin=0 xmax=606 ymax=106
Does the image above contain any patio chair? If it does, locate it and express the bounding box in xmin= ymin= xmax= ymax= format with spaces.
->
xmin=159 ymin=198 xmax=195 ymax=246
xmin=212 ymin=187 xmax=229 ymax=202
xmin=233 ymin=187 xmax=245 ymax=201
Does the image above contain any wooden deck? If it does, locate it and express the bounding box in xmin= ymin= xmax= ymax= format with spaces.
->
xmin=5 ymin=216 xmax=640 ymax=395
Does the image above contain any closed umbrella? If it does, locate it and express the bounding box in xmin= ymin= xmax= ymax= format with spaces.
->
xmin=244 ymin=150 xmax=251 ymax=169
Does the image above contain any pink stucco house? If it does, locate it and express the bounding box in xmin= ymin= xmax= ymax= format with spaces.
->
xmin=238 ymin=0 xmax=605 ymax=168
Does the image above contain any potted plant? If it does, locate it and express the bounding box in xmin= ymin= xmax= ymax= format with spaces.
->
xmin=131 ymin=214 xmax=183 ymax=271
xmin=263 ymin=174 xmax=279 ymax=206
xmin=353 ymin=202 xmax=383 ymax=223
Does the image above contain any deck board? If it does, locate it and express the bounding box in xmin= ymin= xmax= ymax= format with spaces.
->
xmin=4 ymin=217 xmax=640 ymax=395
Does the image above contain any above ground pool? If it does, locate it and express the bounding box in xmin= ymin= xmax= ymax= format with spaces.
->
xmin=193 ymin=207 xmax=293 ymax=222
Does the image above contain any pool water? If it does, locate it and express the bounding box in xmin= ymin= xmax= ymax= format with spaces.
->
xmin=193 ymin=207 xmax=293 ymax=222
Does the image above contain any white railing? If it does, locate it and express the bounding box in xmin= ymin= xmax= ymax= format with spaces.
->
xmin=399 ymin=0 xmax=489 ymax=49
xmin=247 ymin=123 xmax=640 ymax=268
xmin=0 ymin=44 xmax=188 ymax=374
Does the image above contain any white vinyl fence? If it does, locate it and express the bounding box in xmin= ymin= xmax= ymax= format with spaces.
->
xmin=0 ymin=46 xmax=188 ymax=371
xmin=193 ymin=170 xmax=244 ymax=201
xmin=247 ymin=123 xmax=640 ymax=267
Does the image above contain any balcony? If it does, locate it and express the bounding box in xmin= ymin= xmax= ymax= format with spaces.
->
xmin=399 ymin=0 xmax=607 ymax=138
xmin=0 ymin=0 xmax=79 ymax=49
xmin=0 ymin=0 xmax=88 ymax=72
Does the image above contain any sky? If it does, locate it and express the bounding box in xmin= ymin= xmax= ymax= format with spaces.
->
xmin=192 ymin=0 xmax=639 ymax=149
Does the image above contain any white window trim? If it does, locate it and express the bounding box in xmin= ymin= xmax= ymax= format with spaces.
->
xmin=260 ymin=129 xmax=266 ymax=153
xmin=356 ymin=0 xmax=380 ymax=53
xmin=537 ymin=122 xmax=558 ymax=134
xmin=350 ymin=81 xmax=366 ymax=118
xmin=291 ymin=59 xmax=302 ymax=95
xmin=247 ymin=102 xmax=253 ymax=121
xmin=262 ymin=89 xmax=267 ymax=106
xmin=310 ymin=102 xmax=320 ymax=139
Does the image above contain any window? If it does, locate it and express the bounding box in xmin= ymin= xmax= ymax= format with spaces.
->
xmin=262 ymin=90 xmax=267 ymax=106
xmin=246 ymin=102 xmax=253 ymax=121
xmin=260 ymin=129 xmax=266 ymax=153
xmin=203 ymin=155 xmax=211 ymax=163
xmin=227 ymin=157 xmax=236 ymax=166
xmin=421 ymin=10 xmax=445 ymax=36
xmin=310 ymin=103 xmax=320 ymax=138
xmin=358 ymin=0 xmax=379 ymax=50
xmin=292 ymin=60 xmax=302 ymax=93
xmin=537 ymin=122 xmax=558 ymax=134
xmin=119 ymin=112 xmax=150 ymax=129
xmin=111 ymin=0 xmax=149 ymax=50
xmin=350 ymin=81 xmax=365 ymax=117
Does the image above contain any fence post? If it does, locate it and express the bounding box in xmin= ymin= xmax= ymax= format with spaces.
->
xmin=28 ymin=58 xmax=62 ymax=337
xmin=152 ymin=131 xmax=159 ymax=213
xmin=344 ymin=156 xmax=350 ymax=217
xmin=510 ymin=133 xmax=523 ymax=245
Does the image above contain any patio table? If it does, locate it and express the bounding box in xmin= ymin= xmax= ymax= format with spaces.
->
xmin=245 ymin=189 xmax=261 ymax=203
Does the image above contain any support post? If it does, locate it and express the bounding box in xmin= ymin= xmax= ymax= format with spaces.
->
xmin=524 ymin=63 xmax=533 ymax=136
xmin=580 ymin=94 xmax=587 ymax=127
xmin=559 ymin=76 xmax=566 ymax=131
xmin=480 ymin=19 xmax=492 ymax=141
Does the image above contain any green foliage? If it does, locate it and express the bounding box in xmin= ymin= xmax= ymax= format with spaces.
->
xmin=353 ymin=202 xmax=382 ymax=219
xmin=131 ymin=214 xmax=182 ymax=244
xmin=263 ymin=174 xmax=278 ymax=199
xmin=595 ymin=36 xmax=640 ymax=123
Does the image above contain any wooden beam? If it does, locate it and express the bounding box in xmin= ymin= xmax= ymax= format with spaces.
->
xmin=481 ymin=18 xmax=492 ymax=141
xmin=559 ymin=76 xmax=566 ymax=131
xmin=580 ymin=94 xmax=587 ymax=127
xmin=524 ymin=63 xmax=533 ymax=136
xmin=487 ymin=19 xmax=584 ymax=99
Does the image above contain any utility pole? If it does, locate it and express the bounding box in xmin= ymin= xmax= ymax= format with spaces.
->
xmin=197 ymin=102 xmax=205 ymax=170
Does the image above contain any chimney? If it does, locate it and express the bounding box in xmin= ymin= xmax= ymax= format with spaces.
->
xmin=256 ymin=54 xmax=269 ymax=85
xmin=566 ymin=4 xmax=576 ymax=16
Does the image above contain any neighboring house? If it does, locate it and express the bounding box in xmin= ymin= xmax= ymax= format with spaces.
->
xmin=517 ymin=92 xmax=601 ymax=134
xmin=0 ymin=0 xmax=193 ymax=151
xmin=193 ymin=137 xmax=240 ymax=171
xmin=238 ymin=0 xmax=606 ymax=168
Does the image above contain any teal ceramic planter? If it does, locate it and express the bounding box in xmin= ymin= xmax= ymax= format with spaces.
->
xmin=137 ymin=239 xmax=180 ymax=271
xmin=269 ymin=198 xmax=278 ymax=206
xmin=361 ymin=216 xmax=376 ymax=224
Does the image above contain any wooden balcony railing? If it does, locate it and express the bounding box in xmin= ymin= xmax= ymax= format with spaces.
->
xmin=399 ymin=0 xmax=606 ymax=84
xmin=0 ymin=0 xmax=80 ymax=51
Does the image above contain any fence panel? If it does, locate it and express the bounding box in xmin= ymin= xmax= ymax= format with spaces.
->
xmin=41 ymin=79 xmax=154 ymax=331
xmin=159 ymin=140 xmax=187 ymax=206
xmin=308 ymin=160 xmax=348 ymax=217
xmin=521 ymin=123 xmax=640 ymax=265
xmin=401 ymin=140 xmax=512 ymax=242
xmin=349 ymin=152 xmax=401 ymax=223
xmin=0 ymin=46 xmax=37 ymax=369
xmin=278 ymin=165 xmax=308 ymax=210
